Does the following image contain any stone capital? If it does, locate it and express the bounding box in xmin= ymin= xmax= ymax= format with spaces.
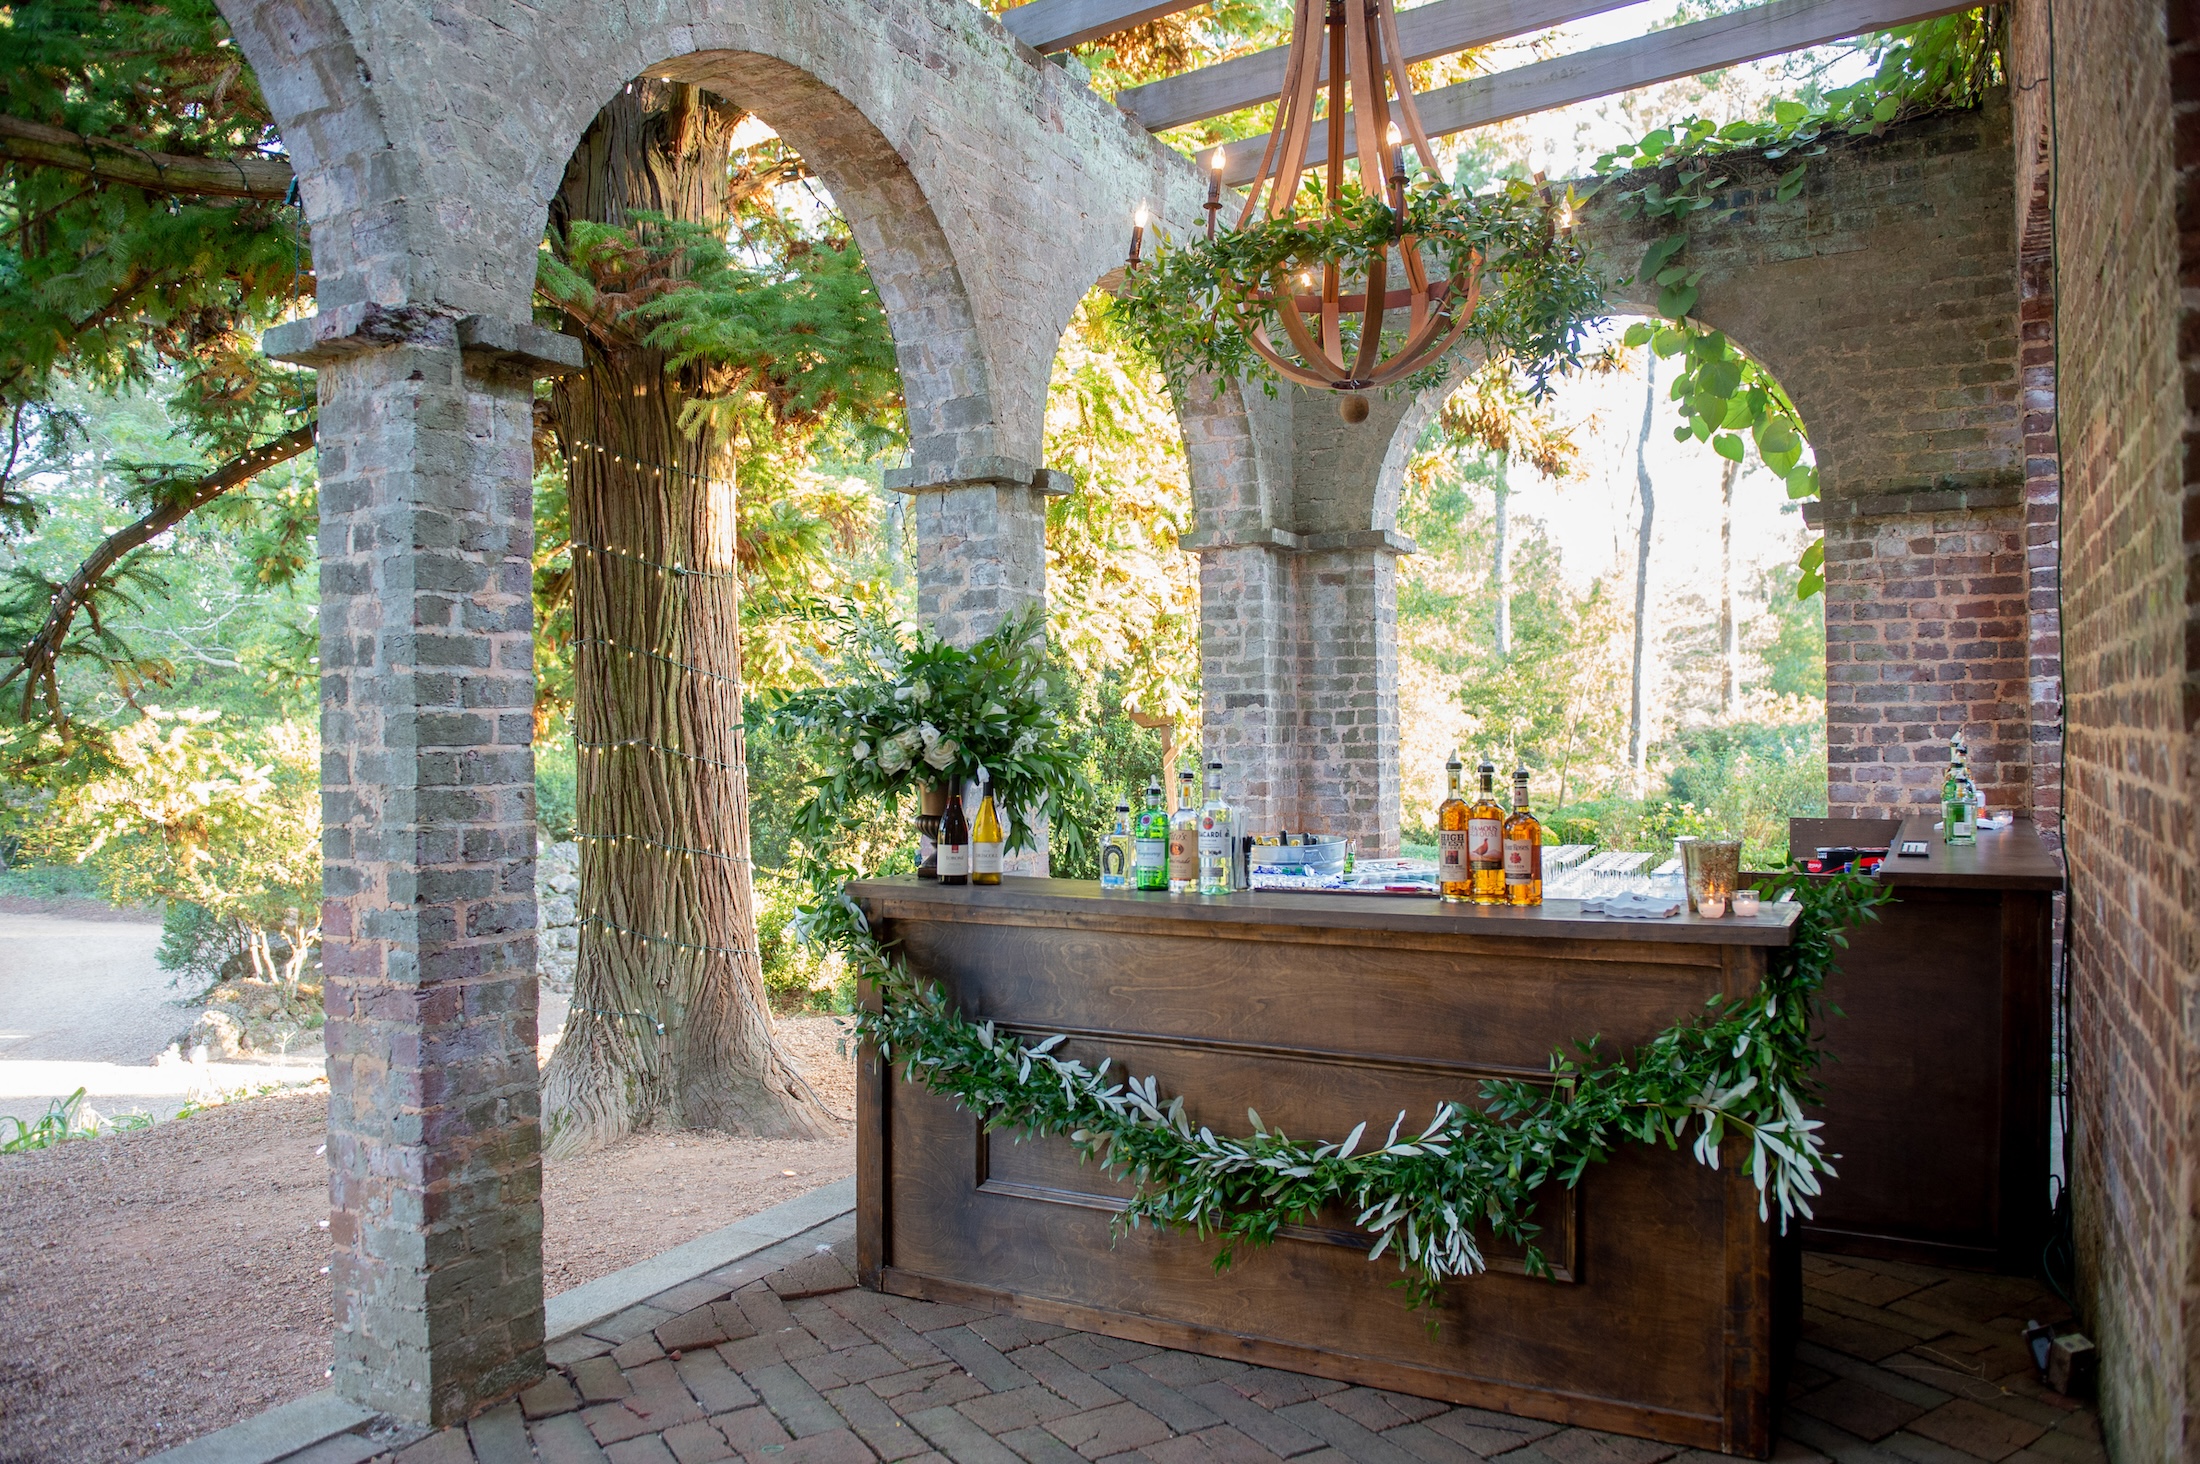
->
xmin=263 ymin=306 xmax=582 ymax=378
xmin=884 ymin=457 xmax=1073 ymax=495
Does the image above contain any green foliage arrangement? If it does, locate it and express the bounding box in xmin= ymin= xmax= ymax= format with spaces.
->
xmin=1110 ymin=179 xmax=1604 ymax=398
xmin=802 ymin=863 xmax=1883 ymax=1311
xmin=766 ymin=605 xmax=1091 ymax=863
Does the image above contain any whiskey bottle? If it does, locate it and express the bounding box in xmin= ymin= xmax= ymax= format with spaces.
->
xmin=1197 ymin=760 xmax=1234 ymax=895
xmin=1437 ymin=751 xmax=1471 ymax=902
xmin=971 ymin=780 xmax=1005 ymax=885
xmin=1134 ymin=780 xmax=1170 ymax=891
xmin=1102 ymin=798 xmax=1133 ymax=890
xmin=1502 ymin=766 xmax=1542 ymax=907
xmin=1468 ymin=757 xmax=1507 ymax=906
xmin=1168 ymin=770 xmax=1200 ymax=893
xmin=938 ymin=792 xmax=970 ymax=885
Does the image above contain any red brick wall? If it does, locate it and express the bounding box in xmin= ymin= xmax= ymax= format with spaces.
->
xmin=2030 ymin=0 xmax=2200 ymax=1454
xmin=1821 ymin=503 xmax=2032 ymax=817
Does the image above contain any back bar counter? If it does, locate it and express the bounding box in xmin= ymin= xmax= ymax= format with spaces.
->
xmin=851 ymin=879 xmax=1803 ymax=1457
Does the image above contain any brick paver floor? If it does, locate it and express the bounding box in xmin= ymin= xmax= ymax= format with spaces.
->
xmin=364 ymin=1245 xmax=2101 ymax=1464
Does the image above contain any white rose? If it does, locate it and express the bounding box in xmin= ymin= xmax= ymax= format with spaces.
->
xmin=918 ymin=721 xmax=941 ymax=747
xmin=923 ymin=739 xmax=956 ymax=770
xmin=851 ymin=740 xmax=871 ymax=762
xmin=879 ymin=741 xmax=912 ymax=774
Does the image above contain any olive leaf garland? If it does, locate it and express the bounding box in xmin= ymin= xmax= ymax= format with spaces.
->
xmin=801 ymin=866 xmax=1887 ymax=1312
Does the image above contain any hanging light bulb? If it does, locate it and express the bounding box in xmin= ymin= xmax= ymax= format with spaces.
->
xmin=1127 ymin=203 xmax=1150 ymax=270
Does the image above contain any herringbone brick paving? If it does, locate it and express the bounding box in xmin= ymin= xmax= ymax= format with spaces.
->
xmin=366 ymin=1245 xmax=2101 ymax=1464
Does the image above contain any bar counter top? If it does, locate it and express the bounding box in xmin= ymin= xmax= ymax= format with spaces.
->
xmin=1789 ymin=815 xmax=2063 ymax=891
xmin=848 ymin=875 xmax=1801 ymax=947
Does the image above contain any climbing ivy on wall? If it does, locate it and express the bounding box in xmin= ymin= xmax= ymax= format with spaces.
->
xmin=1589 ymin=11 xmax=2008 ymax=600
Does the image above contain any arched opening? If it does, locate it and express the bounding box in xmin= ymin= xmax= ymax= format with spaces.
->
xmin=1392 ymin=316 xmax=1827 ymax=869
xmin=526 ymin=68 xmax=941 ymax=1156
xmin=1031 ymin=287 xmax=1202 ymax=875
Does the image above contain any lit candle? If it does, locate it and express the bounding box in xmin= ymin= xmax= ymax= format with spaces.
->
xmin=1128 ymin=203 xmax=1148 ymax=270
xmin=1732 ymin=889 xmax=1761 ymax=918
xmin=1385 ymin=122 xmax=1407 ymax=227
xmin=1699 ymin=894 xmax=1727 ymax=919
xmin=1206 ymin=150 xmax=1225 ymax=240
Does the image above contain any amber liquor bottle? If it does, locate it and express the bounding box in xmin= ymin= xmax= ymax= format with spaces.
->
xmin=1167 ymin=770 xmax=1200 ymax=893
xmin=1468 ymin=757 xmax=1507 ymax=906
xmin=1502 ymin=766 xmax=1542 ymax=907
xmin=1436 ymin=751 xmax=1471 ymax=902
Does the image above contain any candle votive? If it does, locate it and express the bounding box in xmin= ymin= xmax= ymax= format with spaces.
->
xmin=1732 ymin=889 xmax=1761 ymax=918
xmin=1698 ymin=894 xmax=1727 ymax=919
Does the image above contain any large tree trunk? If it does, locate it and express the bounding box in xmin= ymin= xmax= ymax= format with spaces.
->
xmin=1718 ymin=455 xmax=1740 ymax=715
xmin=541 ymin=81 xmax=834 ymax=1153
xmin=1491 ymin=453 xmax=1512 ymax=659
xmin=1627 ymin=355 xmax=1656 ymax=783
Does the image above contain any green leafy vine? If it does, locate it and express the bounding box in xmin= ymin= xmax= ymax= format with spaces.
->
xmin=797 ymin=844 xmax=1886 ymax=1311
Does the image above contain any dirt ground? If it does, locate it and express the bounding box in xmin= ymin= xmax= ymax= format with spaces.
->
xmin=0 ymin=1015 xmax=857 ymax=1464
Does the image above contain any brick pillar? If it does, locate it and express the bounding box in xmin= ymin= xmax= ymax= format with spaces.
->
xmin=889 ymin=459 xmax=1067 ymax=647
xmin=2018 ymin=134 xmax=2066 ymax=849
xmin=1295 ymin=537 xmax=1407 ymax=856
xmin=267 ymin=308 xmax=580 ymax=1426
xmin=1818 ymin=492 xmax=2032 ymax=819
xmin=1191 ymin=540 xmax=1298 ymax=834
xmin=889 ymin=458 xmax=1066 ymax=872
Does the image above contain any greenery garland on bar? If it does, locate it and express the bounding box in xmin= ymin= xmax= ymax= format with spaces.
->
xmin=797 ymin=858 xmax=1887 ymax=1312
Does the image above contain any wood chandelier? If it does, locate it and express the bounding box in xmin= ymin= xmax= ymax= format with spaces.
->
xmin=1205 ymin=0 xmax=1482 ymax=415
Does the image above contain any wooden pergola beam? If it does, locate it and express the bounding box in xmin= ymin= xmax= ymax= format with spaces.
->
xmin=999 ymin=0 xmax=1206 ymax=55
xmin=1199 ymin=0 xmax=1973 ymax=185
xmin=1116 ymin=0 xmax=1639 ymax=133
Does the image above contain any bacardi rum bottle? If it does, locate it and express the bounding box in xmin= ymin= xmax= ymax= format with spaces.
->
xmin=1134 ymin=780 xmax=1170 ymax=891
xmin=1437 ymin=751 xmax=1471 ymax=902
xmin=1468 ymin=757 xmax=1507 ymax=906
xmin=1197 ymin=760 xmax=1234 ymax=895
xmin=1168 ymin=770 xmax=1199 ymax=893
xmin=1502 ymin=766 xmax=1542 ymax=906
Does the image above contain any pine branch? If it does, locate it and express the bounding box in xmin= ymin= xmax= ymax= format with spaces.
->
xmin=3 ymin=421 xmax=316 ymax=720
xmin=0 ymin=114 xmax=294 ymax=201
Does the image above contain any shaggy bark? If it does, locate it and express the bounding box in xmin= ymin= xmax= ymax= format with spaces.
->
xmin=539 ymin=81 xmax=833 ymax=1153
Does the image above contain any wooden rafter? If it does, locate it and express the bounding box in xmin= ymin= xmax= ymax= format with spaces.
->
xmin=999 ymin=0 xmax=1206 ymax=55
xmin=1116 ymin=0 xmax=1639 ymax=133
xmin=1197 ymin=0 xmax=1972 ymax=184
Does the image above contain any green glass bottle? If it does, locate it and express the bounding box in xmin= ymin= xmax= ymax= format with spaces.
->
xmin=1134 ymin=780 xmax=1170 ymax=891
xmin=1942 ymin=744 xmax=1976 ymax=847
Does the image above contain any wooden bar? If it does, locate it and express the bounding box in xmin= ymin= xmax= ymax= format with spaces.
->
xmin=852 ymin=878 xmax=1804 ymax=1457
xmin=1783 ymin=817 xmax=2062 ymax=1272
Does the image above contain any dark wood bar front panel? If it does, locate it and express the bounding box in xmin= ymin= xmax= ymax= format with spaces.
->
xmin=851 ymin=880 xmax=1805 ymax=1457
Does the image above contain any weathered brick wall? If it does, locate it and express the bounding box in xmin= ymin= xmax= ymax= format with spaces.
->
xmin=2021 ymin=0 xmax=2200 ymax=1454
xmin=1818 ymin=502 xmax=2031 ymax=816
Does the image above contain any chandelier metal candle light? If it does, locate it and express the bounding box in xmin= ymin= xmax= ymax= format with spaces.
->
xmin=1143 ymin=0 xmax=1484 ymax=418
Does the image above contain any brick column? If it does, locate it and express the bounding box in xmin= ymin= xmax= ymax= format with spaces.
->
xmin=1295 ymin=536 xmax=1407 ymax=856
xmin=889 ymin=458 xmax=1066 ymax=872
xmin=267 ymin=308 xmax=580 ymax=1426
xmin=888 ymin=458 xmax=1068 ymax=647
xmin=1188 ymin=538 xmax=1298 ymax=834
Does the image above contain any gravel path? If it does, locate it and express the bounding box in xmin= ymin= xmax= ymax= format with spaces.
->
xmin=0 ymin=1015 xmax=857 ymax=1464
xmin=0 ymin=910 xmax=185 ymax=1065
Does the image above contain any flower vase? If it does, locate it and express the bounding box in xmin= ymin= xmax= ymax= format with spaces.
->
xmin=916 ymin=781 xmax=948 ymax=879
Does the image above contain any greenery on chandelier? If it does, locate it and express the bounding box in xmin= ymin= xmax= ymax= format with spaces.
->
xmin=1591 ymin=11 xmax=2008 ymax=600
xmin=1110 ymin=177 xmax=1604 ymax=399
xmin=803 ymin=849 xmax=1884 ymax=1310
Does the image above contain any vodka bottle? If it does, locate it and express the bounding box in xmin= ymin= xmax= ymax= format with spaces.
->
xmin=1197 ymin=760 xmax=1234 ymax=895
